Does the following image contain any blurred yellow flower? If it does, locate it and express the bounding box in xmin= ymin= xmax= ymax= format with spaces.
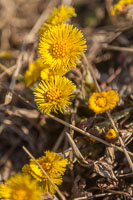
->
xmin=47 ymin=5 xmax=76 ymax=25
xmin=24 ymin=58 xmax=46 ymax=87
xmin=39 ymin=24 xmax=87 ymax=72
xmin=24 ymin=58 xmax=67 ymax=86
xmin=0 ymin=173 xmax=43 ymax=200
xmin=22 ymin=151 xmax=68 ymax=194
xmin=34 ymin=76 xmax=76 ymax=114
xmin=40 ymin=5 xmax=77 ymax=34
xmin=105 ymin=129 xmax=118 ymax=142
xmin=88 ymin=90 xmax=119 ymax=113
xmin=111 ymin=0 xmax=133 ymax=15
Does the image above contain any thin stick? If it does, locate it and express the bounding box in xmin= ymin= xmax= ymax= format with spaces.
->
xmin=0 ymin=63 xmax=11 ymax=75
xmin=117 ymin=172 xmax=133 ymax=178
xmin=69 ymin=99 xmax=79 ymax=168
xmin=4 ymin=52 xmax=24 ymax=105
xmin=74 ymin=191 xmax=128 ymax=200
xmin=1 ymin=82 xmax=133 ymax=157
xmin=83 ymin=54 xmax=101 ymax=92
xmin=25 ymin=0 xmax=60 ymax=43
xmin=103 ymin=44 xmax=133 ymax=52
xmin=83 ymin=53 xmax=133 ymax=172
xmin=0 ymin=65 xmax=16 ymax=79
xmin=52 ymin=126 xmax=68 ymax=152
xmin=101 ymin=67 xmax=121 ymax=89
xmin=22 ymin=146 xmax=66 ymax=200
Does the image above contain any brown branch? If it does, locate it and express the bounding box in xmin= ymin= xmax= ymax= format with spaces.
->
xmin=103 ymin=44 xmax=133 ymax=52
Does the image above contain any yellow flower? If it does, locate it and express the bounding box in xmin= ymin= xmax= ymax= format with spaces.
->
xmin=24 ymin=58 xmax=67 ymax=86
xmin=88 ymin=91 xmax=108 ymax=113
xmin=0 ymin=173 xmax=43 ymax=200
xmin=40 ymin=5 xmax=77 ymax=34
xmin=42 ymin=175 xmax=62 ymax=194
xmin=23 ymin=164 xmax=62 ymax=194
xmin=47 ymin=5 xmax=77 ymax=25
xmin=40 ymin=66 xmax=67 ymax=80
xmin=106 ymin=90 xmax=119 ymax=110
xmin=111 ymin=0 xmax=133 ymax=15
xmin=34 ymin=76 xmax=76 ymax=114
xmin=22 ymin=151 xmax=68 ymax=194
xmin=88 ymin=90 xmax=119 ymax=113
xmin=24 ymin=58 xmax=46 ymax=87
xmin=38 ymin=24 xmax=87 ymax=72
xmin=105 ymin=129 xmax=118 ymax=142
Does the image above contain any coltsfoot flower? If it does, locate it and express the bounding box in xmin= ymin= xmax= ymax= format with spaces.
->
xmin=88 ymin=90 xmax=119 ymax=113
xmin=47 ymin=5 xmax=77 ymax=25
xmin=24 ymin=58 xmax=67 ymax=86
xmin=24 ymin=58 xmax=46 ymax=87
xmin=40 ymin=5 xmax=77 ymax=34
xmin=111 ymin=0 xmax=133 ymax=16
xmin=39 ymin=24 xmax=87 ymax=72
xmin=105 ymin=129 xmax=118 ymax=142
xmin=34 ymin=76 xmax=76 ymax=114
xmin=22 ymin=151 xmax=68 ymax=194
xmin=0 ymin=173 xmax=43 ymax=200
xmin=105 ymin=90 xmax=119 ymax=110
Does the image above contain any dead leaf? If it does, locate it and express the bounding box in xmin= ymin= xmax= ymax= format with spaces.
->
xmin=94 ymin=161 xmax=118 ymax=189
xmin=94 ymin=161 xmax=117 ymax=181
xmin=97 ymin=177 xmax=118 ymax=189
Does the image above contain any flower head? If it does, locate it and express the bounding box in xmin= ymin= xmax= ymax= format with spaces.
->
xmin=47 ymin=5 xmax=77 ymax=25
xmin=23 ymin=165 xmax=62 ymax=194
xmin=105 ymin=90 xmax=119 ymax=110
xmin=105 ymin=129 xmax=118 ymax=142
xmin=111 ymin=0 xmax=133 ymax=16
xmin=40 ymin=5 xmax=76 ymax=34
xmin=34 ymin=76 xmax=76 ymax=114
xmin=88 ymin=90 xmax=119 ymax=113
xmin=22 ymin=151 xmax=68 ymax=194
xmin=24 ymin=58 xmax=46 ymax=87
xmin=38 ymin=24 xmax=87 ymax=72
xmin=0 ymin=173 xmax=43 ymax=200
